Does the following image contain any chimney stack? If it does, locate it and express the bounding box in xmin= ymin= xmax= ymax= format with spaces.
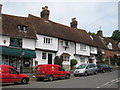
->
xmin=70 ymin=18 xmax=78 ymax=28
xmin=97 ymin=30 xmax=103 ymax=37
xmin=40 ymin=6 xmax=50 ymax=20
xmin=0 ymin=4 xmax=2 ymax=15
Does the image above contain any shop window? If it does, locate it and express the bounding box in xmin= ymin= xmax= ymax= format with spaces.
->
xmin=2 ymin=55 xmax=9 ymax=65
xmin=42 ymin=52 xmax=46 ymax=59
xmin=10 ymin=37 xmax=22 ymax=47
xmin=23 ymin=58 xmax=30 ymax=67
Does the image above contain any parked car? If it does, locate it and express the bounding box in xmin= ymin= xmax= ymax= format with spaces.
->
xmin=73 ymin=63 xmax=98 ymax=77
xmin=35 ymin=64 xmax=70 ymax=81
xmin=97 ymin=64 xmax=112 ymax=73
xmin=0 ymin=64 xmax=29 ymax=84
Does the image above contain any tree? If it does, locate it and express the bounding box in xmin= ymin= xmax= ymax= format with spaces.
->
xmin=70 ymin=59 xmax=78 ymax=70
xmin=54 ymin=56 xmax=63 ymax=67
xmin=88 ymin=31 xmax=96 ymax=36
xmin=111 ymin=30 xmax=120 ymax=42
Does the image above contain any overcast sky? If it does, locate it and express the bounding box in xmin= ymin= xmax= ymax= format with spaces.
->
xmin=0 ymin=0 xmax=119 ymax=37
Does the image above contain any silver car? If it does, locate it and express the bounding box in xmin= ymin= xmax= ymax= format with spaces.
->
xmin=73 ymin=63 xmax=98 ymax=77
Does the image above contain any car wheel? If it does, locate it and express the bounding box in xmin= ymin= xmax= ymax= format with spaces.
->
xmin=48 ymin=75 xmax=54 ymax=81
xmin=74 ymin=75 xmax=78 ymax=77
xmin=84 ymin=72 xmax=88 ymax=76
xmin=102 ymin=70 xmax=105 ymax=73
xmin=109 ymin=69 xmax=112 ymax=72
xmin=65 ymin=74 xmax=70 ymax=79
xmin=94 ymin=70 xmax=97 ymax=75
xmin=21 ymin=78 xmax=28 ymax=84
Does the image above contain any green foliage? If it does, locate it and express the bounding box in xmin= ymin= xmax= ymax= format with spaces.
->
xmin=111 ymin=30 xmax=120 ymax=42
xmin=70 ymin=59 xmax=78 ymax=69
xmin=88 ymin=31 xmax=96 ymax=36
xmin=54 ymin=56 xmax=63 ymax=67
xmin=110 ymin=55 xmax=120 ymax=66
xmin=97 ymin=50 xmax=103 ymax=61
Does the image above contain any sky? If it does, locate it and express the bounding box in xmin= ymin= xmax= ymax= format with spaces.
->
xmin=0 ymin=0 xmax=119 ymax=37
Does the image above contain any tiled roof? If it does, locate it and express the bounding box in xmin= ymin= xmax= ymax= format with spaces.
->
xmin=103 ymin=37 xmax=120 ymax=51
xmin=1 ymin=14 xmax=36 ymax=39
xmin=29 ymin=14 xmax=97 ymax=47
xmin=92 ymin=34 xmax=120 ymax=51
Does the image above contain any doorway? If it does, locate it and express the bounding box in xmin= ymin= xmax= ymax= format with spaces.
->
xmin=48 ymin=54 xmax=52 ymax=64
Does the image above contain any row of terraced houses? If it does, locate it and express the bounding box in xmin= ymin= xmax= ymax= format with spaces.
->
xmin=0 ymin=5 xmax=120 ymax=73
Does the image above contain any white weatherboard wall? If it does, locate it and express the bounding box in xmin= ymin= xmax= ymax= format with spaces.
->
xmin=23 ymin=38 xmax=35 ymax=50
xmin=0 ymin=35 xmax=10 ymax=46
xmin=57 ymin=40 xmax=75 ymax=65
xmin=35 ymin=50 xmax=56 ymax=65
xmin=74 ymin=55 xmax=89 ymax=67
xmin=36 ymin=34 xmax=58 ymax=51
xmin=76 ymin=43 xmax=90 ymax=56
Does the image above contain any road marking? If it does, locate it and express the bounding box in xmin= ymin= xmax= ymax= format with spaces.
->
xmin=96 ymin=78 xmax=120 ymax=88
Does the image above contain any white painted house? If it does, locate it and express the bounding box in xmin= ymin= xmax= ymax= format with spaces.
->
xmin=29 ymin=7 xmax=98 ymax=70
xmin=1 ymin=13 xmax=36 ymax=73
xmin=1 ymin=5 xmax=98 ymax=71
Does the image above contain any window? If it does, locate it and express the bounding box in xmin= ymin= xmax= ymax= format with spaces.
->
xmin=9 ymin=68 xmax=19 ymax=74
xmin=62 ymin=56 xmax=69 ymax=61
xmin=80 ymin=57 xmax=85 ymax=63
xmin=44 ymin=37 xmax=52 ymax=44
xmin=107 ymin=43 xmax=112 ymax=49
xmin=10 ymin=38 xmax=22 ymax=47
xmin=58 ymin=67 xmax=64 ymax=71
xmin=91 ymin=47 xmax=95 ymax=52
xmin=62 ymin=41 xmax=69 ymax=47
xmin=23 ymin=58 xmax=30 ymax=67
xmin=80 ymin=44 xmax=86 ymax=51
xmin=17 ymin=25 xmax=27 ymax=32
xmin=42 ymin=52 xmax=46 ymax=59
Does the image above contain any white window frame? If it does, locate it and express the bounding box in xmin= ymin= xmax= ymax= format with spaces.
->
xmin=42 ymin=52 xmax=46 ymax=59
xmin=80 ymin=44 xmax=87 ymax=51
xmin=43 ymin=37 xmax=52 ymax=44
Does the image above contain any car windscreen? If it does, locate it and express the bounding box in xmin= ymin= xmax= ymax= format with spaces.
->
xmin=97 ymin=64 xmax=107 ymax=68
xmin=76 ymin=64 xmax=87 ymax=69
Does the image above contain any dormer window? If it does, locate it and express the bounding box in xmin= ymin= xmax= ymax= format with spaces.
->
xmin=17 ymin=25 xmax=27 ymax=32
xmin=107 ymin=43 xmax=112 ymax=49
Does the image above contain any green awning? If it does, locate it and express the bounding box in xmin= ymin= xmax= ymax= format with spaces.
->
xmin=0 ymin=46 xmax=36 ymax=58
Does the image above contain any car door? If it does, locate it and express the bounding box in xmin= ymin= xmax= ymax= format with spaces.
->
xmin=0 ymin=66 xmax=11 ymax=83
xmin=58 ymin=67 xmax=65 ymax=77
xmin=87 ymin=64 xmax=94 ymax=74
xmin=9 ymin=68 xmax=20 ymax=82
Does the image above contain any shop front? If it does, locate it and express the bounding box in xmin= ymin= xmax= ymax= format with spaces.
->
xmin=0 ymin=46 xmax=36 ymax=73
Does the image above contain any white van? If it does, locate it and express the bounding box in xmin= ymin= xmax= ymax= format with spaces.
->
xmin=73 ymin=63 xmax=98 ymax=77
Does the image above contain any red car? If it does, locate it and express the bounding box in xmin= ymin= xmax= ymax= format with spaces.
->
xmin=35 ymin=64 xmax=70 ymax=81
xmin=0 ymin=64 xmax=29 ymax=84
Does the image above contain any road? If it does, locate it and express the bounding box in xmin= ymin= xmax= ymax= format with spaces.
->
xmin=1 ymin=70 xmax=120 ymax=88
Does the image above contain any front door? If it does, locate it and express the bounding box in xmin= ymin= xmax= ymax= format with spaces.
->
xmin=48 ymin=54 xmax=52 ymax=64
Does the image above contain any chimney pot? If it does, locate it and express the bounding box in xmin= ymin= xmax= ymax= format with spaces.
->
xmin=70 ymin=17 xmax=78 ymax=28
xmin=40 ymin=6 xmax=50 ymax=20
xmin=0 ymin=4 xmax=2 ymax=14
xmin=97 ymin=30 xmax=103 ymax=37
